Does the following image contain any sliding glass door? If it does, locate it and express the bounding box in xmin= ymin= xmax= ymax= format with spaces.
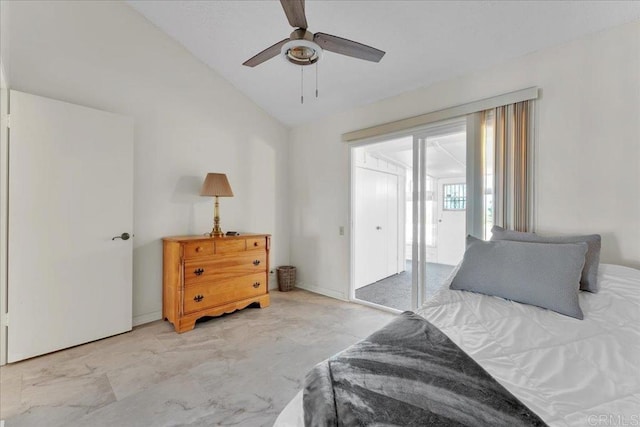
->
xmin=352 ymin=137 xmax=411 ymax=311
xmin=351 ymin=100 xmax=532 ymax=311
xmin=411 ymin=120 xmax=467 ymax=307
xmin=350 ymin=115 xmax=491 ymax=311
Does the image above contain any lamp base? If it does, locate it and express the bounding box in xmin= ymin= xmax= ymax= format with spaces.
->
xmin=209 ymin=228 xmax=224 ymax=238
xmin=209 ymin=196 xmax=223 ymax=237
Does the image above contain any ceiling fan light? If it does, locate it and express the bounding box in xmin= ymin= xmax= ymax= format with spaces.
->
xmin=289 ymin=46 xmax=315 ymax=60
xmin=281 ymin=39 xmax=322 ymax=66
xmin=286 ymin=47 xmax=318 ymax=65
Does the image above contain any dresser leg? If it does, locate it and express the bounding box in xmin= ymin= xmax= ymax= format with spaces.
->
xmin=177 ymin=318 xmax=196 ymax=333
xmin=259 ymin=294 xmax=271 ymax=308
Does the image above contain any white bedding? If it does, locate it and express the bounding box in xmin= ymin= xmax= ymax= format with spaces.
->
xmin=274 ymin=264 xmax=640 ymax=426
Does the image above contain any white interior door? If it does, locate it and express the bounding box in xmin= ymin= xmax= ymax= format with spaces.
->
xmin=384 ymin=174 xmax=399 ymax=276
xmin=437 ymin=179 xmax=467 ymax=266
xmin=354 ymin=167 xmax=386 ymax=288
xmin=8 ymin=91 xmax=133 ymax=362
xmin=354 ymin=167 xmax=401 ymax=289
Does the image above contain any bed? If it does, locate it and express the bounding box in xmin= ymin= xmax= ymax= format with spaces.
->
xmin=274 ymin=263 xmax=640 ymax=426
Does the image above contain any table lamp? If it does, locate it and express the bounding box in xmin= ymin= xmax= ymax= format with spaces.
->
xmin=200 ymin=173 xmax=234 ymax=237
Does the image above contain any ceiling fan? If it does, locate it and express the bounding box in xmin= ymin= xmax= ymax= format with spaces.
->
xmin=242 ymin=0 xmax=385 ymax=68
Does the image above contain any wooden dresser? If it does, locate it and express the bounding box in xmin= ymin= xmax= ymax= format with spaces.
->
xmin=162 ymin=234 xmax=271 ymax=333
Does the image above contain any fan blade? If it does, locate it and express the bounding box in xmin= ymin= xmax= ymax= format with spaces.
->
xmin=280 ymin=0 xmax=308 ymax=29
xmin=243 ymin=38 xmax=290 ymax=67
xmin=314 ymin=32 xmax=385 ymax=62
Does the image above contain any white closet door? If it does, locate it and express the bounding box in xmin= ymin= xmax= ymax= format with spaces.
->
xmin=385 ymin=174 xmax=399 ymax=277
xmin=355 ymin=168 xmax=400 ymax=289
xmin=355 ymin=168 xmax=386 ymax=288
xmin=8 ymin=91 xmax=133 ymax=362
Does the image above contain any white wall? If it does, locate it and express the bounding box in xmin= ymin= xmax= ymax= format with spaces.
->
xmin=0 ymin=1 xmax=290 ymax=327
xmin=290 ymin=21 xmax=640 ymax=300
xmin=1 ymin=61 xmax=9 ymax=366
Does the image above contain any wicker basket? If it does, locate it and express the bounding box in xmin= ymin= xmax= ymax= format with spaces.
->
xmin=277 ymin=266 xmax=296 ymax=292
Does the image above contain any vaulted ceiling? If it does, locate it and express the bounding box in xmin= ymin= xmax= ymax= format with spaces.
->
xmin=128 ymin=1 xmax=640 ymax=127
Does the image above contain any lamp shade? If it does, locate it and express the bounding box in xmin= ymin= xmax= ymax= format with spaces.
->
xmin=200 ymin=173 xmax=234 ymax=197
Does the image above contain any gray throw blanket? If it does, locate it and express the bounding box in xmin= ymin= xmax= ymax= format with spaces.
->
xmin=303 ymin=311 xmax=547 ymax=427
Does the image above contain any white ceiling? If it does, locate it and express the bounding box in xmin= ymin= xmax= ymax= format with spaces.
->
xmin=366 ymin=132 xmax=467 ymax=179
xmin=127 ymin=1 xmax=640 ymax=127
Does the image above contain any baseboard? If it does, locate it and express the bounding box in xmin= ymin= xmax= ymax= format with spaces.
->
xmin=295 ymin=283 xmax=348 ymax=301
xmin=132 ymin=310 xmax=162 ymax=327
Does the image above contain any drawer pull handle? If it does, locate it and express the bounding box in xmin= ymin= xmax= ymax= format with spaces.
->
xmin=194 ymin=268 xmax=204 ymax=276
xmin=253 ymin=242 xmax=259 ymax=247
xmin=195 ymin=246 xmax=203 ymax=253
xmin=194 ymin=294 xmax=204 ymax=302
xmin=253 ymin=260 xmax=261 ymax=266
xmin=253 ymin=282 xmax=261 ymax=288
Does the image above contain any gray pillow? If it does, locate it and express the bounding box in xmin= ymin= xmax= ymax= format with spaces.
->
xmin=490 ymin=225 xmax=601 ymax=293
xmin=450 ymin=236 xmax=587 ymax=319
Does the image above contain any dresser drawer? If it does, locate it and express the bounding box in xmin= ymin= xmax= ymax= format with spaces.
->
xmin=246 ymin=237 xmax=266 ymax=251
xmin=184 ymin=252 xmax=267 ymax=285
xmin=183 ymin=272 xmax=267 ymax=314
xmin=183 ymin=241 xmax=215 ymax=259
xmin=215 ymin=239 xmax=246 ymax=254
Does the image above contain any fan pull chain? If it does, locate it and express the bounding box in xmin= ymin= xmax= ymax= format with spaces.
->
xmin=300 ymin=66 xmax=304 ymax=104
xmin=315 ymin=62 xmax=319 ymax=98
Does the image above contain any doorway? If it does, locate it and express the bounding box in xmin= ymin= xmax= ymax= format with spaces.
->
xmin=352 ymin=119 xmax=467 ymax=311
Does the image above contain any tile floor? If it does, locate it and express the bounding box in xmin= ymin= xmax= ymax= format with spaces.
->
xmin=0 ymin=290 xmax=395 ymax=427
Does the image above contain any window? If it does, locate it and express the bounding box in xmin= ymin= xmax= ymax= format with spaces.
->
xmin=443 ymin=183 xmax=466 ymax=210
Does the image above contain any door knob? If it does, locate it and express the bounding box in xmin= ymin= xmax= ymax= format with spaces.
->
xmin=112 ymin=232 xmax=133 ymax=241
xmin=376 ymin=226 xmax=382 ymax=230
